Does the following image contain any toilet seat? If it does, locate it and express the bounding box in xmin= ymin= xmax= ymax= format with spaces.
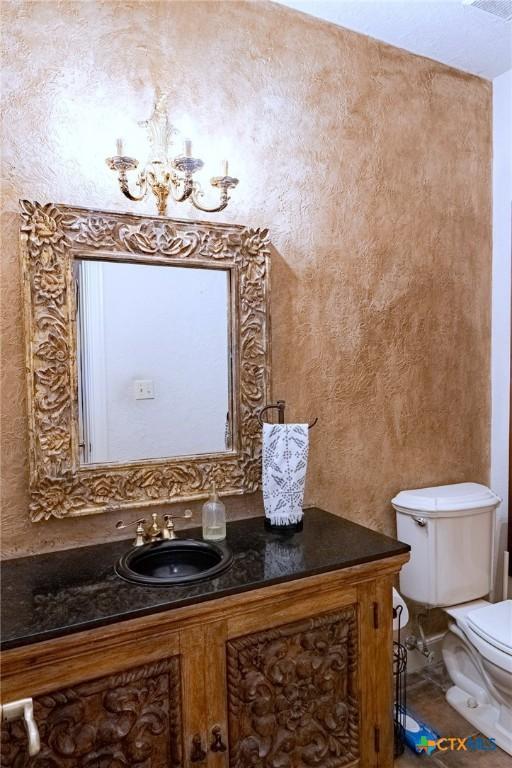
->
xmin=467 ymin=600 xmax=512 ymax=656
xmin=463 ymin=622 xmax=512 ymax=674
xmin=446 ymin=600 xmax=512 ymax=674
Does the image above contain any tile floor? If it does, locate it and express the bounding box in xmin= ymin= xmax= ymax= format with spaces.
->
xmin=394 ymin=662 xmax=511 ymax=768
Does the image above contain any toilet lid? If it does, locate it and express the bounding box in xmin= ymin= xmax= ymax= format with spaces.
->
xmin=467 ymin=600 xmax=512 ymax=656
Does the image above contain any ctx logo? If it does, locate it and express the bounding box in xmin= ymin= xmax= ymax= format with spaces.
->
xmin=417 ymin=735 xmax=497 ymax=754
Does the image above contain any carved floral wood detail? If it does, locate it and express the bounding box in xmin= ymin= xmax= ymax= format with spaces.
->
xmin=226 ymin=608 xmax=359 ymax=768
xmin=19 ymin=201 xmax=271 ymax=521
xmin=0 ymin=658 xmax=183 ymax=767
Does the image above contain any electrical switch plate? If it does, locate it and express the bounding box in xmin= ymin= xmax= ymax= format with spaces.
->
xmin=134 ymin=379 xmax=154 ymax=400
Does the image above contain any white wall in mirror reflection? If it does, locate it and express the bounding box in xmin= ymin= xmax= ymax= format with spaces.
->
xmin=77 ymin=260 xmax=231 ymax=464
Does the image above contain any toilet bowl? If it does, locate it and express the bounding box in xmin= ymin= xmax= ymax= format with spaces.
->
xmin=442 ymin=599 xmax=512 ymax=755
xmin=392 ymin=483 xmax=510 ymax=754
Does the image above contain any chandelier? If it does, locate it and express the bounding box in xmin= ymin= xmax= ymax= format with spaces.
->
xmin=106 ymin=95 xmax=239 ymax=216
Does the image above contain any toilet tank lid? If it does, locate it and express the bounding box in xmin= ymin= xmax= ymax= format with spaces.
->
xmin=392 ymin=482 xmax=501 ymax=514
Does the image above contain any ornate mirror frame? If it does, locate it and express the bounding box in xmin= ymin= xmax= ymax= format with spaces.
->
xmin=20 ymin=201 xmax=271 ymax=521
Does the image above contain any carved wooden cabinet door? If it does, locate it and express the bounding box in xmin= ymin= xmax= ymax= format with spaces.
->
xmin=0 ymin=654 xmax=184 ymax=768
xmin=222 ymin=606 xmax=360 ymax=768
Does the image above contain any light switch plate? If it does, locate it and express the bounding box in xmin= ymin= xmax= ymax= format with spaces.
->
xmin=134 ymin=379 xmax=154 ymax=400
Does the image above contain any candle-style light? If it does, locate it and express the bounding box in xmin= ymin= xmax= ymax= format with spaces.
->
xmin=106 ymin=95 xmax=238 ymax=216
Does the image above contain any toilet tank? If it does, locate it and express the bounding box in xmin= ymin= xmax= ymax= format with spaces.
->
xmin=392 ymin=483 xmax=500 ymax=607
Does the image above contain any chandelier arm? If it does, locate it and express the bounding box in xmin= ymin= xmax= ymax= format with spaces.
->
xmin=189 ymin=186 xmax=229 ymax=214
xmin=169 ymin=175 xmax=194 ymax=203
xmin=118 ymin=171 xmax=147 ymax=203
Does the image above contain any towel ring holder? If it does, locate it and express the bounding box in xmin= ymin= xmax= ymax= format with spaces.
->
xmin=258 ymin=400 xmax=318 ymax=430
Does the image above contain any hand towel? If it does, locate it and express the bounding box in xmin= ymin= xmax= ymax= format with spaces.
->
xmin=262 ymin=423 xmax=309 ymax=526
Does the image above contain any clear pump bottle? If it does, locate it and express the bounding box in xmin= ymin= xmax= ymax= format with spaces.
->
xmin=202 ymin=484 xmax=226 ymax=541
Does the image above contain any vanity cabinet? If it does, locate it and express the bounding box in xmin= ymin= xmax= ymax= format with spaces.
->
xmin=0 ymin=555 xmax=405 ymax=768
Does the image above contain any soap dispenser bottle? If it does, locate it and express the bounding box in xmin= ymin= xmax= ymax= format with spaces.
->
xmin=202 ymin=484 xmax=226 ymax=541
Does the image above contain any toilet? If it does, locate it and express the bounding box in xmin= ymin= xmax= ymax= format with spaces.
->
xmin=392 ymin=483 xmax=512 ymax=755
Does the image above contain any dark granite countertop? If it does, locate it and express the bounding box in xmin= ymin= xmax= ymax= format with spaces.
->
xmin=0 ymin=508 xmax=409 ymax=651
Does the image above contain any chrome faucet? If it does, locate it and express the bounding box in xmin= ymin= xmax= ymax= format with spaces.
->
xmin=116 ymin=509 xmax=193 ymax=547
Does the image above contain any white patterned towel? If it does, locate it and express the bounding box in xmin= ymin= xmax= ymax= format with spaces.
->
xmin=262 ymin=423 xmax=309 ymax=526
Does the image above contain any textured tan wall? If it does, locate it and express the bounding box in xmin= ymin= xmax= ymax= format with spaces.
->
xmin=0 ymin=0 xmax=491 ymax=559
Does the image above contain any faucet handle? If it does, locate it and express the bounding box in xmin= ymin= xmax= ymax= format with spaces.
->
xmin=115 ymin=518 xmax=147 ymax=547
xmin=162 ymin=509 xmax=193 ymax=540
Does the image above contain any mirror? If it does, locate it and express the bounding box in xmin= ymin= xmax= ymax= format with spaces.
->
xmin=76 ymin=260 xmax=231 ymax=464
xmin=19 ymin=201 xmax=270 ymax=521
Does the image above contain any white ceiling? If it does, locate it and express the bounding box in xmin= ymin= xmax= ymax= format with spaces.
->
xmin=275 ymin=0 xmax=512 ymax=79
